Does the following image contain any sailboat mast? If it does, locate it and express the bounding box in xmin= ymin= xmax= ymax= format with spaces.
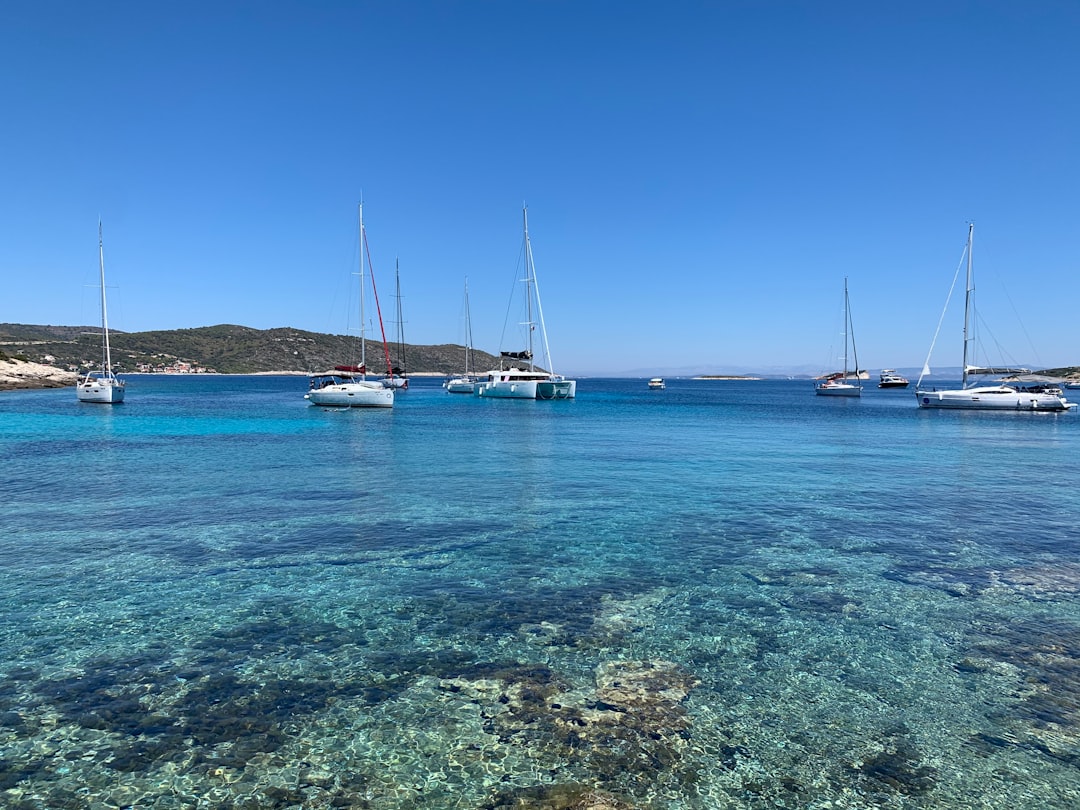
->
xmin=846 ymin=277 xmax=859 ymax=381
xmin=522 ymin=206 xmax=556 ymax=376
xmin=358 ymin=202 xmax=366 ymax=377
xmin=522 ymin=207 xmax=535 ymax=372
xmin=98 ymin=221 xmax=113 ymax=375
xmin=841 ymin=278 xmax=849 ymax=379
xmin=463 ymin=276 xmax=472 ymax=376
xmin=961 ymin=223 xmax=974 ymax=389
xmin=395 ymin=260 xmax=406 ymax=377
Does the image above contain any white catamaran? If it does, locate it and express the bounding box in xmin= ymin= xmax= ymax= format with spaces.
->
xmin=816 ymin=277 xmax=862 ymax=397
xmin=77 ymin=221 xmax=126 ymax=404
xmin=305 ymin=203 xmax=394 ymax=408
xmin=475 ymin=207 xmax=576 ymax=400
xmin=915 ymin=223 xmax=1074 ymax=412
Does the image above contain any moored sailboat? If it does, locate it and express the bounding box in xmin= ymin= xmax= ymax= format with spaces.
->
xmin=915 ymin=223 xmax=1074 ymax=412
xmin=305 ymin=203 xmax=394 ymax=408
xmin=445 ymin=277 xmax=478 ymax=393
xmin=77 ymin=221 xmax=126 ymax=404
xmin=384 ymin=260 xmax=409 ymax=390
xmin=475 ymin=206 xmax=576 ymax=400
xmin=816 ymin=277 xmax=862 ymax=397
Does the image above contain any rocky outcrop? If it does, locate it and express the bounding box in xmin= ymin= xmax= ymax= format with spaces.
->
xmin=0 ymin=359 xmax=78 ymax=390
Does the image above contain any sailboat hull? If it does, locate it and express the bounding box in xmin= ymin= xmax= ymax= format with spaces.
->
xmin=444 ymin=377 xmax=477 ymax=393
xmin=816 ymin=382 xmax=861 ymax=397
xmin=916 ymin=386 xmax=1075 ymax=411
xmin=306 ymin=380 xmax=394 ymax=408
xmin=77 ymin=379 xmax=125 ymax=403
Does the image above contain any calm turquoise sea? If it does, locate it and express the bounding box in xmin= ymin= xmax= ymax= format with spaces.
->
xmin=2 ymin=375 xmax=1079 ymax=809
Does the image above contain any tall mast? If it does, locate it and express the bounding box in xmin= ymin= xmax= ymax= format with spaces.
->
xmin=463 ymin=276 xmax=472 ymax=376
xmin=842 ymin=278 xmax=849 ymax=379
xmin=395 ymin=259 xmax=406 ymax=377
xmin=358 ymin=202 xmax=366 ymax=376
xmin=522 ymin=207 xmax=535 ymax=372
xmin=522 ymin=206 xmax=556 ymax=376
xmin=961 ymin=223 xmax=974 ymax=389
xmin=98 ymin=220 xmax=113 ymax=375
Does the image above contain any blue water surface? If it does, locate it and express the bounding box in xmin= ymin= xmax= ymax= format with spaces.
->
xmin=1 ymin=375 xmax=1079 ymax=809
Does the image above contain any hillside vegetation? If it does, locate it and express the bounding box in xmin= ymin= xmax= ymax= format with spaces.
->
xmin=0 ymin=323 xmax=502 ymax=375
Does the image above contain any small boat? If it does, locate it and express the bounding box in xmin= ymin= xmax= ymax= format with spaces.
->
xmin=475 ymin=207 xmax=577 ymax=400
xmin=648 ymin=377 xmax=666 ymax=389
xmin=77 ymin=221 xmax=126 ymax=404
xmin=878 ymin=369 xmax=910 ymax=388
xmin=305 ymin=203 xmax=394 ymax=408
xmin=816 ymin=278 xmax=862 ymax=397
xmin=445 ymin=277 xmax=478 ymax=393
xmin=915 ymin=223 xmax=1074 ymax=412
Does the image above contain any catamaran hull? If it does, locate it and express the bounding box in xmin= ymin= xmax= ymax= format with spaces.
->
xmin=536 ymin=380 xmax=576 ymax=399
xmin=916 ymin=387 xmax=1075 ymax=411
xmin=475 ymin=380 xmax=538 ymax=399
xmin=306 ymin=383 xmax=394 ymax=408
xmin=77 ymin=382 xmax=125 ymax=403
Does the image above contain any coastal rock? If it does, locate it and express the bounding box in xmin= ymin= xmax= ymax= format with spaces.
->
xmin=0 ymin=359 xmax=78 ymax=390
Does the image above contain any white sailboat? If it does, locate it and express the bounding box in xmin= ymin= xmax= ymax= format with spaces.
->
xmin=77 ymin=221 xmax=126 ymax=404
xmin=816 ymin=277 xmax=862 ymax=397
xmin=384 ymin=260 xmax=409 ymax=390
xmin=916 ymin=223 xmax=1074 ymax=412
xmin=475 ymin=206 xmax=577 ymax=400
xmin=305 ymin=203 xmax=394 ymax=408
xmin=445 ymin=277 xmax=478 ymax=393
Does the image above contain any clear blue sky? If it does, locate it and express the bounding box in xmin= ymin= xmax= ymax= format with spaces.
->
xmin=3 ymin=1 xmax=1078 ymax=376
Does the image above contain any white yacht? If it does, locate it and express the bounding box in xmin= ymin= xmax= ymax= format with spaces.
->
xmin=445 ymin=277 xmax=478 ymax=393
xmin=878 ymin=370 xmax=910 ymax=388
xmin=648 ymin=377 xmax=666 ymax=389
xmin=475 ymin=207 xmax=576 ymax=400
xmin=816 ymin=278 xmax=862 ymax=398
xmin=306 ymin=203 xmax=395 ymax=409
xmin=77 ymin=222 xmax=126 ymax=404
xmin=916 ymin=224 xmax=1074 ymax=412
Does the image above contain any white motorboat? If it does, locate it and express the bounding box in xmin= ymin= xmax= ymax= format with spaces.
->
xmin=475 ymin=207 xmax=576 ymax=400
xmin=77 ymin=221 xmax=126 ymax=404
xmin=648 ymin=377 xmax=666 ymax=389
xmin=306 ymin=203 xmax=395 ymax=409
xmin=445 ymin=277 xmax=478 ymax=393
xmin=878 ymin=369 xmax=910 ymax=388
xmin=816 ymin=278 xmax=862 ymax=398
xmin=915 ymin=223 xmax=1074 ymax=412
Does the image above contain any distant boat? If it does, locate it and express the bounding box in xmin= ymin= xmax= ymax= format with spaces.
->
xmin=915 ymin=223 xmax=1074 ymax=412
xmin=77 ymin=221 xmax=126 ymax=404
xmin=816 ymin=277 xmax=862 ymax=397
xmin=648 ymin=377 xmax=666 ymax=389
xmin=383 ymin=260 xmax=409 ymax=389
xmin=475 ymin=207 xmax=577 ymax=400
xmin=445 ymin=277 xmax=478 ymax=393
xmin=305 ymin=203 xmax=394 ymax=408
xmin=878 ymin=369 xmax=910 ymax=389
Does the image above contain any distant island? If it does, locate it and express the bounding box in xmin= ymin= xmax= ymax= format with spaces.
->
xmin=693 ymin=375 xmax=762 ymax=380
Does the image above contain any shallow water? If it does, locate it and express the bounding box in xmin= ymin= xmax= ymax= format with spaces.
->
xmin=1 ymin=376 xmax=1079 ymax=808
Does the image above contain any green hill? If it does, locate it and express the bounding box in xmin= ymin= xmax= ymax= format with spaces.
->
xmin=0 ymin=323 xmax=501 ymax=375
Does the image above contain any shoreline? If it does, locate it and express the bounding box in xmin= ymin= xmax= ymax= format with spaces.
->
xmin=0 ymin=359 xmax=79 ymax=391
